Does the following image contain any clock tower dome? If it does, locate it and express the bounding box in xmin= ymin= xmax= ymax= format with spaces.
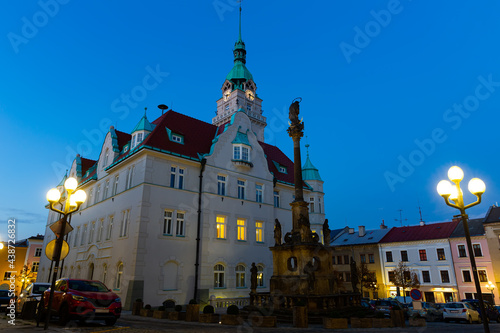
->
xmin=212 ymin=5 xmax=266 ymax=141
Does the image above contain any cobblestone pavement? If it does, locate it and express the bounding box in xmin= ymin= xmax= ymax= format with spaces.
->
xmin=1 ymin=311 xmax=499 ymax=333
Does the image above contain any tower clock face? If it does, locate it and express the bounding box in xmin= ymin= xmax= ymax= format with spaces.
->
xmin=246 ymin=90 xmax=255 ymax=101
xmin=224 ymin=89 xmax=231 ymax=100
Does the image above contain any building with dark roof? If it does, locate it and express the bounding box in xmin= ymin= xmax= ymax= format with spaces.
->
xmin=379 ymin=221 xmax=459 ymax=303
xmin=37 ymin=12 xmax=325 ymax=310
xmin=483 ymin=205 xmax=500 ymax=301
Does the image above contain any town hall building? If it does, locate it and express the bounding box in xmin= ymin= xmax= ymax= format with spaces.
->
xmin=37 ymin=14 xmax=325 ymax=309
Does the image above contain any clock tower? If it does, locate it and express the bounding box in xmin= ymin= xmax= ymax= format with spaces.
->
xmin=212 ymin=6 xmax=266 ymax=141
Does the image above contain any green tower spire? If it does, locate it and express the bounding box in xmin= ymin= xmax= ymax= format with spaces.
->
xmin=226 ymin=3 xmax=253 ymax=89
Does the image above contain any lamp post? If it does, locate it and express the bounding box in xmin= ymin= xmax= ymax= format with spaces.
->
xmin=486 ymin=281 xmax=495 ymax=305
xmin=43 ymin=177 xmax=86 ymax=330
xmin=437 ymin=165 xmax=489 ymax=333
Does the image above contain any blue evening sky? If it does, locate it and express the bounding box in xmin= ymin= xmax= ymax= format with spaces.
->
xmin=2 ymin=0 xmax=500 ymax=241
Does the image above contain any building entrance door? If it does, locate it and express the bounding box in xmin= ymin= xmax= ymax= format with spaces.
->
xmin=424 ymin=292 xmax=435 ymax=303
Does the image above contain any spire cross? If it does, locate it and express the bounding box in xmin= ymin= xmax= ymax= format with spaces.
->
xmin=238 ymin=1 xmax=242 ymax=41
xmin=144 ymin=107 xmax=147 ymax=117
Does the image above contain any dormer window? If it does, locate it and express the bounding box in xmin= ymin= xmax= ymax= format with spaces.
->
xmin=136 ymin=133 xmax=143 ymax=144
xmin=233 ymin=145 xmax=250 ymax=162
xmin=279 ymin=166 xmax=287 ymax=173
xmin=171 ymin=134 xmax=183 ymax=143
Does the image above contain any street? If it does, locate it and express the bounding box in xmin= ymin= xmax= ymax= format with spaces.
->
xmin=1 ymin=311 xmax=500 ymax=333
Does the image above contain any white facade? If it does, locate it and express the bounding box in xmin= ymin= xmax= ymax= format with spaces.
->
xmin=38 ymin=40 xmax=325 ymax=309
xmin=379 ymin=239 xmax=458 ymax=303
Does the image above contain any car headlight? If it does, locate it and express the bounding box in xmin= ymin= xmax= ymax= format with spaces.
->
xmin=71 ymin=295 xmax=87 ymax=301
xmin=114 ymin=298 xmax=121 ymax=303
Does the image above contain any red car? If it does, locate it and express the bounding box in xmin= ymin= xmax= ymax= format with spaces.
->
xmin=42 ymin=278 xmax=121 ymax=325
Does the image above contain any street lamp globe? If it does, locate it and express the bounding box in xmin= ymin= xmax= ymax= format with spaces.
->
xmin=70 ymin=190 xmax=87 ymax=207
xmin=448 ymin=166 xmax=464 ymax=182
xmin=64 ymin=177 xmax=78 ymax=192
xmin=468 ymin=178 xmax=486 ymax=195
xmin=437 ymin=180 xmax=453 ymax=197
xmin=46 ymin=188 xmax=61 ymax=203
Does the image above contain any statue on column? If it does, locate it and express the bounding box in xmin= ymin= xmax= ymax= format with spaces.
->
xmin=289 ymin=99 xmax=300 ymax=124
xmin=274 ymin=219 xmax=282 ymax=246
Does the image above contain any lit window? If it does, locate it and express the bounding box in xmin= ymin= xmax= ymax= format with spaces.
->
xmin=217 ymin=175 xmax=226 ymax=196
xmin=176 ymin=212 xmax=185 ymax=236
xmin=458 ymin=245 xmax=467 ymax=257
xmin=478 ymin=270 xmax=488 ymax=282
xmin=32 ymin=262 xmax=39 ymax=273
xmin=419 ymin=249 xmax=427 ymax=261
xmin=237 ymin=219 xmax=246 ymax=241
xmin=274 ymin=191 xmax=280 ymax=208
xmin=257 ymin=265 xmax=264 ymax=287
xmin=115 ymin=263 xmax=123 ymax=289
xmin=34 ymin=248 xmax=42 ymax=257
xmin=216 ymin=216 xmax=226 ymax=239
xmin=164 ymin=211 xmax=173 ymax=235
xmin=256 ymin=184 xmax=263 ymax=203
xmin=437 ymin=248 xmax=446 ymax=260
xmin=255 ymin=221 xmax=263 ymax=242
xmin=214 ymin=264 xmax=225 ymax=288
xmin=235 ymin=265 xmax=246 ymax=288
xmin=238 ymin=180 xmax=246 ymax=200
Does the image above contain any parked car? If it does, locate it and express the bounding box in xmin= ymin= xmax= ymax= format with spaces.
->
xmin=16 ymin=282 xmax=51 ymax=314
xmin=372 ymin=299 xmax=404 ymax=317
xmin=42 ymin=279 xmax=121 ymax=325
xmin=361 ymin=299 xmax=375 ymax=310
xmin=0 ymin=290 xmax=11 ymax=312
xmin=461 ymin=299 xmax=500 ymax=323
xmin=407 ymin=302 xmax=440 ymax=321
xmin=443 ymin=302 xmax=481 ymax=324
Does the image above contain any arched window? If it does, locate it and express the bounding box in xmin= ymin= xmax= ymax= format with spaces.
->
xmin=214 ymin=264 xmax=225 ymax=288
xmin=163 ymin=262 xmax=178 ymax=290
xmin=102 ymin=264 xmax=107 ymax=284
xmin=235 ymin=264 xmax=246 ymax=288
xmin=103 ymin=148 xmax=109 ymax=168
xmin=257 ymin=265 xmax=264 ymax=287
xmin=115 ymin=263 xmax=123 ymax=289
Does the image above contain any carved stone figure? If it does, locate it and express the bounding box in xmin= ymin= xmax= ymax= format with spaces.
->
xmin=323 ymin=219 xmax=331 ymax=245
xmin=250 ymin=262 xmax=258 ymax=291
xmin=289 ymin=100 xmax=300 ymax=124
xmin=304 ymin=260 xmax=316 ymax=290
xmin=274 ymin=219 xmax=282 ymax=246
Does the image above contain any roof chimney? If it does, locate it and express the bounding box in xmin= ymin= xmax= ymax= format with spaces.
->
xmin=419 ymin=221 xmax=425 ymax=226
xmin=380 ymin=219 xmax=387 ymax=229
xmin=359 ymin=225 xmax=365 ymax=237
xmin=348 ymin=228 xmax=355 ymax=234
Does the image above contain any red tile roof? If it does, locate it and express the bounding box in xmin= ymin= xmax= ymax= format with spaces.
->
xmin=379 ymin=221 xmax=459 ymax=243
xmin=115 ymin=130 xmax=131 ymax=152
xmin=81 ymin=158 xmax=96 ymax=176
xmin=142 ymin=110 xmax=218 ymax=159
xmin=259 ymin=141 xmax=295 ymax=185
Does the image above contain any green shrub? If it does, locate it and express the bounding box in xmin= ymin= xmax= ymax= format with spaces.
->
xmin=144 ymin=304 xmax=152 ymax=310
xmin=189 ymin=299 xmax=198 ymax=305
xmin=158 ymin=306 xmax=165 ymax=311
xmin=203 ymin=305 xmax=215 ymax=314
xmin=175 ymin=305 xmax=183 ymax=312
xmin=227 ymin=305 xmax=239 ymax=315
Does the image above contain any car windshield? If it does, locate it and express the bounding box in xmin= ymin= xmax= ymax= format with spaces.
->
xmin=0 ymin=290 xmax=9 ymax=297
xmin=68 ymin=280 xmax=108 ymax=292
xmin=446 ymin=303 xmax=464 ymax=308
xmin=33 ymin=285 xmax=49 ymax=294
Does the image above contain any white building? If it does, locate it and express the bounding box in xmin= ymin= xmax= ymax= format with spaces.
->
xmin=378 ymin=221 xmax=459 ymax=303
xmin=38 ymin=21 xmax=325 ymax=309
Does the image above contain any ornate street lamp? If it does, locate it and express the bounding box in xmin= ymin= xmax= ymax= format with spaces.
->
xmin=43 ymin=177 xmax=86 ymax=330
xmin=437 ymin=165 xmax=489 ymax=333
